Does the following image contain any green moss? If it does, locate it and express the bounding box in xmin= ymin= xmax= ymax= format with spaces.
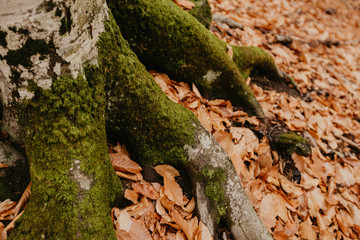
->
xmin=55 ymin=8 xmax=62 ymax=17
xmin=59 ymin=17 xmax=72 ymax=35
xmin=276 ymin=132 xmax=311 ymax=156
xmin=232 ymin=46 xmax=284 ymax=81
xmin=0 ymin=29 xmax=7 ymax=48
xmin=10 ymin=71 xmax=121 ymax=239
xmin=107 ymin=0 xmax=265 ymax=118
xmin=97 ymin=13 xmax=198 ymax=167
xmin=202 ymin=166 xmax=228 ymax=221
xmin=4 ymin=38 xmax=54 ymax=68
xmin=45 ymin=0 xmax=56 ymax=12
xmin=188 ymin=0 xmax=212 ymax=28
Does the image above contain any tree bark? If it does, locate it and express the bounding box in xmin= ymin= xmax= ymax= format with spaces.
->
xmin=1 ymin=0 xmax=122 ymax=239
xmin=101 ymin=14 xmax=272 ymax=240
xmin=0 ymin=0 xmax=274 ymax=239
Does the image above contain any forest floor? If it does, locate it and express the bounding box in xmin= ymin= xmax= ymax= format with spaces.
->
xmin=1 ymin=0 xmax=360 ymax=239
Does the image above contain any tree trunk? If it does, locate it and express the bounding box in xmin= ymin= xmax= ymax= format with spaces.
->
xmin=0 ymin=0 xmax=273 ymax=239
xmin=100 ymin=14 xmax=272 ymax=240
xmin=1 ymin=0 xmax=122 ymax=239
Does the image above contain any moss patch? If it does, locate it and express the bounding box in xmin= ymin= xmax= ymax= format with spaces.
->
xmin=59 ymin=5 xmax=72 ymax=35
xmin=107 ymin=0 xmax=265 ymax=118
xmin=4 ymin=38 xmax=53 ymax=68
xmin=276 ymin=132 xmax=311 ymax=156
xmin=0 ymin=29 xmax=7 ymax=48
xmin=188 ymin=0 xmax=212 ymax=28
xmin=202 ymin=166 xmax=228 ymax=221
xmin=97 ymin=13 xmax=198 ymax=167
xmin=10 ymin=71 xmax=121 ymax=239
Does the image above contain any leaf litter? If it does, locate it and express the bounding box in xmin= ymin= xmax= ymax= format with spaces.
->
xmin=2 ymin=0 xmax=360 ymax=239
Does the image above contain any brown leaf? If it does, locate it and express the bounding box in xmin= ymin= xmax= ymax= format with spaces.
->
xmin=154 ymin=165 xmax=184 ymax=206
xmin=116 ymin=229 xmax=132 ymax=240
xmin=299 ymin=217 xmax=316 ymax=240
xmin=196 ymin=221 xmax=213 ymax=240
xmin=258 ymin=193 xmax=288 ymax=229
xmin=0 ymin=200 xmax=16 ymax=220
xmin=116 ymin=171 xmax=140 ymax=181
xmin=132 ymin=181 xmax=160 ymax=200
xmin=0 ymin=222 xmax=7 ymax=240
xmin=226 ymin=44 xmax=233 ymax=59
xmin=171 ymin=208 xmax=199 ymax=240
xmin=192 ymin=83 xmax=202 ymax=99
xmin=0 ymin=163 xmax=8 ymax=169
xmin=124 ymin=189 xmax=139 ymax=204
xmin=129 ymin=218 xmax=152 ymax=240
xmin=110 ymin=153 xmax=142 ymax=174
xmin=173 ymin=0 xmax=195 ymax=10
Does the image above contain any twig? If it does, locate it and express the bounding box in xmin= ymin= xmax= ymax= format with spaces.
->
xmin=334 ymin=133 xmax=360 ymax=150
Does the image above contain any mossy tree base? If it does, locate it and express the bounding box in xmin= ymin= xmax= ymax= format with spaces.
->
xmin=9 ymin=74 xmax=122 ymax=239
xmin=100 ymin=13 xmax=273 ymax=240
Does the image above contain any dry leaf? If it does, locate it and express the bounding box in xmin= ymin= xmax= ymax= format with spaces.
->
xmin=110 ymin=153 xmax=142 ymax=174
xmin=0 ymin=163 xmax=8 ymax=169
xmin=129 ymin=218 xmax=152 ymax=240
xmin=259 ymin=193 xmax=288 ymax=229
xmin=173 ymin=0 xmax=195 ymax=10
xmin=132 ymin=181 xmax=160 ymax=200
xmin=196 ymin=221 xmax=213 ymax=240
xmin=116 ymin=171 xmax=140 ymax=181
xmin=154 ymin=165 xmax=184 ymax=206
xmin=124 ymin=189 xmax=139 ymax=204
xmin=0 ymin=222 xmax=7 ymax=240
xmin=171 ymin=208 xmax=199 ymax=240
xmin=226 ymin=45 xmax=233 ymax=59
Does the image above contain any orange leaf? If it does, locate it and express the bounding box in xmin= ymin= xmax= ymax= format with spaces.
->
xmin=258 ymin=193 xmax=288 ymax=229
xmin=171 ymin=208 xmax=199 ymax=240
xmin=173 ymin=0 xmax=195 ymax=10
xmin=226 ymin=44 xmax=233 ymax=59
xmin=196 ymin=221 xmax=213 ymax=240
xmin=0 ymin=222 xmax=7 ymax=240
xmin=0 ymin=200 xmax=16 ymax=220
xmin=154 ymin=165 xmax=184 ymax=206
xmin=132 ymin=181 xmax=160 ymax=200
xmin=116 ymin=229 xmax=132 ymax=240
xmin=0 ymin=163 xmax=8 ymax=169
xmin=129 ymin=219 xmax=152 ymax=240
xmin=110 ymin=153 xmax=142 ymax=174
xmin=116 ymin=171 xmax=140 ymax=181
xmin=124 ymin=189 xmax=139 ymax=204
xmin=299 ymin=217 xmax=316 ymax=240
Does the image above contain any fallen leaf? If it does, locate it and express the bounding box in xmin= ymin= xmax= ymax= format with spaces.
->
xmin=196 ymin=221 xmax=213 ymax=240
xmin=171 ymin=208 xmax=199 ymax=240
xmin=154 ymin=165 xmax=184 ymax=206
xmin=129 ymin=218 xmax=152 ymax=240
xmin=132 ymin=181 xmax=160 ymax=200
xmin=299 ymin=217 xmax=317 ymax=240
xmin=173 ymin=0 xmax=195 ymax=10
xmin=226 ymin=44 xmax=233 ymax=59
xmin=259 ymin=193 xmax=288 ymax=229
xmin=110 ymin=153 xmax=142 ymax=174
xmin=125 ymin=189 xmax=139 ymax=204
xmin=0 ymin=163 xmax=8 ymax=169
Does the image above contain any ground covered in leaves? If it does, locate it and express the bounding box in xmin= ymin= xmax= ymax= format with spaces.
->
xmin=1 ymin=0 xmax=360 ymax=239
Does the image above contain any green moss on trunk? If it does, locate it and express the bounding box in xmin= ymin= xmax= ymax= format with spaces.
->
xmin=107 ymin=0 xmax=265 ymax=119
xmin=98 ymin=14 xmax=199 ymax=167
xmin=188 ymin=0 xmax=212 ymax=28
xmin=9 ymin=72 xmax=121 ymax=239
